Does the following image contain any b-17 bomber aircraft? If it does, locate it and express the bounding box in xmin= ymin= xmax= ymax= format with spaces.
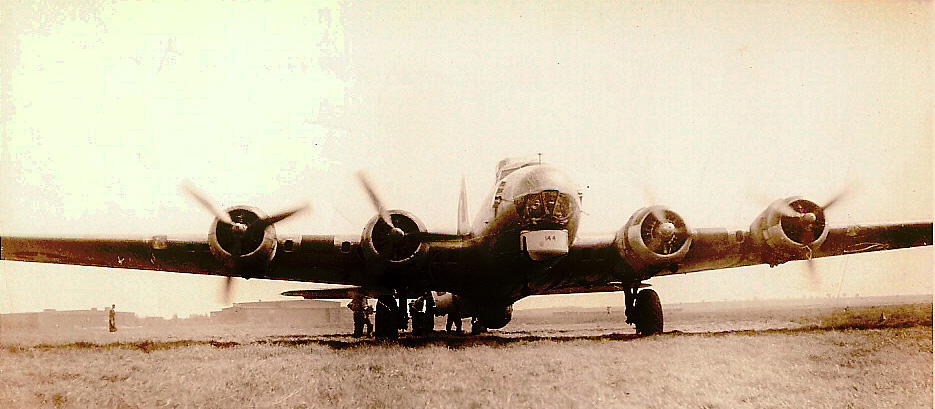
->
xmin=2 ymin=157 xmax=932 ymax=337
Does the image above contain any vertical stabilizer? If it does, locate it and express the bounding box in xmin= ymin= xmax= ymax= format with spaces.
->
xmin=458 ymin=176 xmax=470 ymax=235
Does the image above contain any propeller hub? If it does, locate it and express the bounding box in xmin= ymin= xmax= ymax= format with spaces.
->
xmin=658 ymin=222 xmax=677 ymax=239
xmin=390 ymin=227 xmax=406 ymax=240
xmin=231 ymin=223 xmax=248 ymax=235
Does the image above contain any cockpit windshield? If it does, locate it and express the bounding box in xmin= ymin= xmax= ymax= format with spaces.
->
xmin=515 ymin=189 xmax=575 ymax=228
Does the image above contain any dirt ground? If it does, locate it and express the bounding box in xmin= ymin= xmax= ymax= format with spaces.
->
xmin=2 ymin=295 xmax=931 ymax=408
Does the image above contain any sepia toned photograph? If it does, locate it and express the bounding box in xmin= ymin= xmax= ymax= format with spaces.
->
xmin=1 ymin=1 xmax=932 ymax=408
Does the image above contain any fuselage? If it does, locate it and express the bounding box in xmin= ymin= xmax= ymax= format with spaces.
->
xmin=459 ymin=159 xmax=583 ymax=302
xmin=472 ymin=161 xmax=582 ymax=241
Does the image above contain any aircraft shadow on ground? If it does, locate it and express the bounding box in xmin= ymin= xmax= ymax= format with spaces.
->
xmin=14 ymin=322 xmax=928 ymax=353
xmin=256 ymin=324 xmax=884 ymax=350
xmin=257 ymin=331 xmax=645 ymax=350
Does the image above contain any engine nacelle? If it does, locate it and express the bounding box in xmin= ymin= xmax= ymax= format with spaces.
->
xmin=750 ymin=197 xmax=829 ymax=266
xmin=433 ymin=292 xmax=462 ymax=316
xmin=208 ymin=206 xmax=278 ymax=274
xmin=615 ymin=206 xmax=692 ymax=274
xmin=475 ymin=304 xmax=513 ymax=330
xmin=434 ymin=294 xmax=512 ymax=329
xmin=361 ymin=210 xmax=429 ymax=266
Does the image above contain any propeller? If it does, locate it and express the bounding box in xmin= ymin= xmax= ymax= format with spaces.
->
xmin=638 ymin=183 xmax=686 ymax=254
xmin=241 ymin=203 xmax=311 ymax=241
xmin=180 ymin=181 xmax=311 ymax=303
xmin=777 ymin=187 xmax=852 ymax=291
xmin=639 ymin=182 xmax=679 ymax=236
xmin=356 ymin=171 xmax=398 ymax=232
xmin=766 ymin=185 xmax=852 ymax=222
xmin=181 ymin=181 xmax=235 ymax=225
xmin=804 ymin=258 xmax=821 ymax=291
xmin=355 ymin=171 xmax=466 ymax=244
xmin=219 ymin=276 xmax=236 ymax=305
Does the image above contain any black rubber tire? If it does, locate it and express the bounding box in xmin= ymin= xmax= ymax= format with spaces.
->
xmin=635 ymin=289 xmax=664 ymax=336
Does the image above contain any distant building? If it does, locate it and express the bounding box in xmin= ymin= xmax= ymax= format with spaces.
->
xmin=1 ymin=308 xmax=139 ymax=331
xmin=209 ymin=299 xmax=350 ymax=327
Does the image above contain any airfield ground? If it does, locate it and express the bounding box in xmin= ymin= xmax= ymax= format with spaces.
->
xmin=1 ymin=295 xmax=931 ymax=408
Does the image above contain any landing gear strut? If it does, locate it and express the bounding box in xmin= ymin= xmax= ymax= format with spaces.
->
xmin=624 ymin=284 xmax=664 ymax=336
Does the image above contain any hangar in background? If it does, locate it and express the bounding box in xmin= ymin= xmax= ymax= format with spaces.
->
xmin=210 ymin=299 xmax=350 ymax=328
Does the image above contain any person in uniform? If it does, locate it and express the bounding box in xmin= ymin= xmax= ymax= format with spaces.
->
xmin=374 ymin=295 xmax=398 ymax=340
xmin=108 ymin=304 xmax=117 ymax=332
xmin=362 ymin=303 xmax=374 ymax=336
xmin=409 ymin=299 xmax=423 ymax=335
xmin=346 ymin=295 xmax=369 ymax=337
xmin=421 ymin=292 xmax=436 ymax=334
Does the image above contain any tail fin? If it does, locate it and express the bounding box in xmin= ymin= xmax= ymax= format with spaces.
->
xmin=457 ymin=176 xmax=470 ymax=235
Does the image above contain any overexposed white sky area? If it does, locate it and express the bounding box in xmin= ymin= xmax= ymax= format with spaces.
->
xmin=1 ymin=1 xmax=932 ymax=318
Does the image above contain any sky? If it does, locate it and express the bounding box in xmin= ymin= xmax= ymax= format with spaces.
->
xmin=1 ymin=1 xmax=931 ymax=318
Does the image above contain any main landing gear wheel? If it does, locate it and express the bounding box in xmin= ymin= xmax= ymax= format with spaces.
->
xmin=634 ymin=289 xmax=664 ymax=336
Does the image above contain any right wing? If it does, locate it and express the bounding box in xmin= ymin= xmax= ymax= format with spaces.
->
xmin=0 ymin=235 xmax=370 ymax=285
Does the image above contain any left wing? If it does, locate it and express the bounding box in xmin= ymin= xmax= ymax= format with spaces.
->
xmin=668 ymin=221 xmax=932 ymax=276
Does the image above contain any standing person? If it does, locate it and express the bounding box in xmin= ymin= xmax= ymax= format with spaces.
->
xmin=362 ymin=303 xmax=374 ymax=336
xmin=422 ymin=292 xmax=436 ymax=334
xmin=346 ymin=295 xmax=369 ymax=337
xmin=374 ymin=295 xmax=398 ymax=340
xmin=108 ymin=304 xmax=117 ymax=332
xmin=409 ymin=299 xmax=423 ymax=335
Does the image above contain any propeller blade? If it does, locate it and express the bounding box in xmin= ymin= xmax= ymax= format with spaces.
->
xmin=181 ymin=181 xmax=234 ymax=225
xmin=776 ymin=201 xmax=801 ymax=218
xmin=649 ymin=206 xmax=669 ymax=224
xmin=804 ymin=258 xmax=821 ymax=291
xmin=219 ymin=276 xmax=235 ymax=305
xmin=356 ymin=171 xmax=395 ymax=229
xmin=639 ymin=183 xmax=669 ymax=223
xmin=258 ymin=202 xmax=312 ymax=227
xmin=821 ymin=187 xmax=851 ymax=211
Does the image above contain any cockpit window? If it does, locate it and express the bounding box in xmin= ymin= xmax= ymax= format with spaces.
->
xmin=515 ymin=190 xmax=574 ymax=227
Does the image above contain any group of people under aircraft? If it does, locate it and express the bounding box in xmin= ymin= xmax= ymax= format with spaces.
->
xmin=345 ymin=293 xmax=466 ymax=337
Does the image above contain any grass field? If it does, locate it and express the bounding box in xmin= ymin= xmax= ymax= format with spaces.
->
xmin=2 ymin=299 xmax=931 ymax=408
